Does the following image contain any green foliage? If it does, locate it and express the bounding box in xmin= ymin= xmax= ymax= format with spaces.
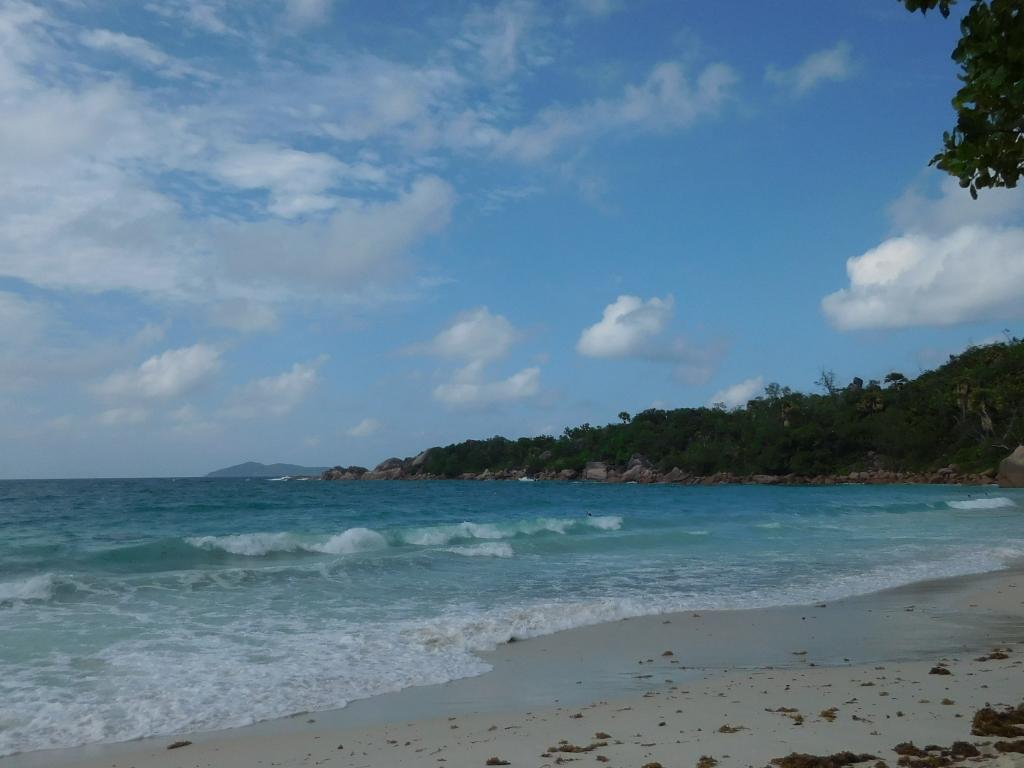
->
xmin=413 ymin=340 xmax=1024 ymax=478
xmin=902 ymin=0 xmax=1024 ymax=197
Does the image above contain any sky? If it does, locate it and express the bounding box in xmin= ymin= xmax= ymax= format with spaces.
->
xmin=1 ymin=0 xmax=1023 ymax=479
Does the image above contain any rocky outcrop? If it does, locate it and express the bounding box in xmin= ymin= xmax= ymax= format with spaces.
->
xmin=321 ymin=465 xmax=367 ymax=480
xmin=998 ymin=446 xmax=1024 ymax=487
xmin=363 ymin=457 xmax=407 ymax=480
xmin=320 ymin=455 xmax=1000 ymax=486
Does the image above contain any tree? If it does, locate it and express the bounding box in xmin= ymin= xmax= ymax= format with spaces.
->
xmin=618 ymin=411 xmax=632 ymax=424
xmin=902 ymin=0 xmax=1024 ymax=198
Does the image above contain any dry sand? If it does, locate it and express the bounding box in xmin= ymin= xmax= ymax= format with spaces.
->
xmin=6 ymin=566 xmax=1024 ymax=768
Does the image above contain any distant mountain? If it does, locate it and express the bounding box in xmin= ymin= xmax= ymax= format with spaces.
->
xmin=206 ymin=462 xmax=329 ymax=478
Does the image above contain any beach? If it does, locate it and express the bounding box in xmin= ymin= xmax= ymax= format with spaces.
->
xmin=8 ymin=563 xmax=1023 ymax=768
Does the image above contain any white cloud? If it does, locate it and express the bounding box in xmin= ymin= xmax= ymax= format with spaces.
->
xmin=225 ymin=356 xmax=327 ymax=418
xmin=347 ymin=417 xmax=381 ymax=437
xmin=433 ymin=360 xmax=540 ymax=405
xmin=577 ymin=295 xmax=674 ymax=358
xmin=766 ymin=41 xmax=854 ymax=96
xmin=79 ymin=29 xmax=208 ymax=80
xmin=458 ymin=0 xmax=547 ymax=81
xmin=570 ymin=0 xmax=620 ymax=17
xmin=577 ymin=294 xmax=722 ymax=382
xmin=97 ymin=407 xmax=150 ymax=426
xmin=98 ymin=344 xmax=222 ymax=400
xmin=708 ymin=376 xmax=764 ymax=410
xmin=168 ymin=404 xmax=218 ymax=437
xmin=284 ymin=0 xmax=333 ymax=28
xmin=423 ymin=307 xmax=520 ymax=361
xmin=208 ymin=300 xmax=279 ymax=332
xmin=498 ymin=60 xmax=737 ymax=162
xmin=822 ymin=181 xmax=1024 ymax=330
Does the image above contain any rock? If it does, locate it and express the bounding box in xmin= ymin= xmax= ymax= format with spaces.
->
xmin=558 ymin=468 xmax=578 ymax=480
xmin=321 ymin=466 xmax=367 ymax=480
xmin=997 ymin=446 xmax=1024 ymax=487
xmin=583 ymin=461 xmax=608 ymax=481
xmin=364 ymin=457 xmax=406 ymax=480
xmin=658 ymin=467 xmax=690 ymax=484
xmin=750 ymin=474 xmax=781 ymax=485
xmin=410 ymin=449 xmax=433 ymax=468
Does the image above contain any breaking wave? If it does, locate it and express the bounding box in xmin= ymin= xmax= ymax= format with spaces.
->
xmin=947 ymin=497 xmax=1015 ymax=510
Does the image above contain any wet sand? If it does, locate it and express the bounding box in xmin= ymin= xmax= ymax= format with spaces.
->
xmin=7 ymin=565 xmax=1024 ymax=768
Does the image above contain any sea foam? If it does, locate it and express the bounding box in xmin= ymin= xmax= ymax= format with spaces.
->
xmin=0 ymin=574 xmax=57 ymax=603
xmin=947 ymin=497 xmax=1015 ymax=510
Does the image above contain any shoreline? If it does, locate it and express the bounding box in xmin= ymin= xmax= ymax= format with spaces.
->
xmin=7 ymin=563 xmax=1024 ymax=768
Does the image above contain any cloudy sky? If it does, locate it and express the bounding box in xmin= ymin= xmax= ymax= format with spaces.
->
xmin=1 ymin=0 xmax=1022 ymax=478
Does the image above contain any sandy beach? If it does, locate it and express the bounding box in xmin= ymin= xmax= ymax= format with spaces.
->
xmin=7 ymin=564 xmax=1024 ymax=768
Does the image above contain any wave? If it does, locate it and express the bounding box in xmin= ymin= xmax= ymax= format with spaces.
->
xmin=754 ymin=521 xmax=782 ymax=529
xmin=0 ymin=574 xmax=57 ymax=604
xmin=186 ymin=528 xmax=388 ymax=557
xmin=399 ymin=515 xmax=622 ymax=546
xmin=181 ymin=516 xmax=622 ymax=558
xmin=443 ymin=543 xmax=515 ymax=558
xmin=947 ymin=497 xmax=1015 ymax=510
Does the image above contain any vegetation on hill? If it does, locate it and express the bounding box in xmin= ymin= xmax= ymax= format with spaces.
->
xmin=414 ymin=340 xmax=1024 ymax=479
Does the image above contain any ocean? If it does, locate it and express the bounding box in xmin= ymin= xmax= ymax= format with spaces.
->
xmin=1 ymin=478 xmax=1022 ymax=756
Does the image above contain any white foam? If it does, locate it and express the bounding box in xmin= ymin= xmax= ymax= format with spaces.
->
xmin=186 ymin=529 xmax=388 ymax=557
xmin=310 ymin=528 xmax=388 ymax=555
xmin=0 ymin=574 xmax=56 ymax=603
xmin=399 ymin=515 xmax=621 ymax=546
xmin=443 ymin=543 xmax=515 ymax=558
xmin=755 ymin=521 xmax=782 ymax=529
xmin=947 ymin=497 xmax=1015 ymax=510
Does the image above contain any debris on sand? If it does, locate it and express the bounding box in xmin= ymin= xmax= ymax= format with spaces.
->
xmin=771 ymin=751 xmax=877 ymax=768
xmin=697 ymin=757 xmax=718 ymax=768
xmin=972 ymin=703 xmax=1024 ymax=737
xmin=928 ymin=667 xmax=952 ymax=676
xmin=486 ymin=758 xmax=510 ymax=766
xmin=166 ymin=740 xmax=192 ymax=750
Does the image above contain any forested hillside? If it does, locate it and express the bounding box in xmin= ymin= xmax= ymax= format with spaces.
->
xmin=412 ymin=340 xmax=1023 ymax=479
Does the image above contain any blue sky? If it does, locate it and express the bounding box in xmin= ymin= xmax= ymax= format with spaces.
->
xmin=1 ymin=0 xmax=1022 ymax=478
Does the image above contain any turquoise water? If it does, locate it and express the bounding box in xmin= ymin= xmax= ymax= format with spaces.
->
xmin=1 ymin=479 xmax=1023 ymax=756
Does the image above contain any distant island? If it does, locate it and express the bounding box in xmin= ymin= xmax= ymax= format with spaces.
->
xmin=206 ymin=462 xmax=329 ymax=478
xmin=322 ymin=339 xmax=1024 ymax=486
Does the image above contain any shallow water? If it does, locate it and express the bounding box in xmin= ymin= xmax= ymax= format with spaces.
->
xmin=1 ymin=478 xmax=1022 ymax=755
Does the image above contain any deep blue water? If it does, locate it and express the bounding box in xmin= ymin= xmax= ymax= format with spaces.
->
xmin=1 ymin=478 xmax=1022 ymax=755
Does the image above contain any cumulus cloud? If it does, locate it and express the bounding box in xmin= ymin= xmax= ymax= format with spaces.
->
xmin=97 ymin=344 xmax=222 ymax=400
xmin=421 ymin=307 xmax=520 ymax=361
xmin=708 ymin=376 xmax=764 ymax=410
xmin=225 ymin=356 xmax=327 ymax=418
xmin=822 ymin=180 xmax=1024 ymax=330
xmin=577 ymin=295 xmax=722 ymax=382
xmin=433 ymin=360 xmax=540 ymax=405
xmin=420 ymin=308 xmax=541 ymax=406
xmin=347 ymin=417 xmax=381 ymax=437
xmin=766 ymin=41 xmax=855 ymax=96
xmin=577 ymin=295 xmax=674 ymax=358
